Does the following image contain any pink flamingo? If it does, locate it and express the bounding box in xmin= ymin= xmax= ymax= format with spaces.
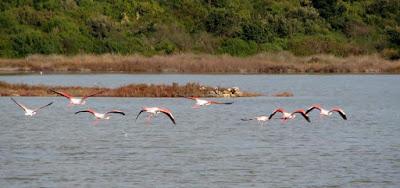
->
xmin=305 ymin=104 xmax=347 ymax=120
xmin=268 ymin=108 xmax=311 ymax=123
xmin=50 ymin=89 xmax=104 ymax=106
xmin=135 ymin=107 xmax=176 ymax=125
xmin=186 ymin=97 xmax=233 ymax=108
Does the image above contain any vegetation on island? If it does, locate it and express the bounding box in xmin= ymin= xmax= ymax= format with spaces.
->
xmin=0 ymin=81 xmax=265 ymax=97
xmin=0 ymin=0 xmax=399 ymax=60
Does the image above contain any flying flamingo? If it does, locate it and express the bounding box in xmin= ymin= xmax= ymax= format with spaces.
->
xmin=268 ymin=108 xmax=311 ymax=123
xmin=11 ymin=97 xmax=53 ymax=116
xmin=241 ymin=115 xmax=270 ymax=125
xmin=185 ymin=97 xmax=233 ymax=108
xmin=305 ymin=105 xmax=347 ymax=120
xmin=75 ymin=109 xmax=125 ymax=125
xmin=50 ymin=89 xmax=104 ymax=106
xmin=135 ymin=107 xmax=176 ymax=125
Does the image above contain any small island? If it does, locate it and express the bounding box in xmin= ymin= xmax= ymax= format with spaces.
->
xmin=0 ymin=81 xmax=270 ymax=98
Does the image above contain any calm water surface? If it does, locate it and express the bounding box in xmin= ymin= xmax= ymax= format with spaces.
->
xmin=0 ymin=74 xmax=399 ymax=187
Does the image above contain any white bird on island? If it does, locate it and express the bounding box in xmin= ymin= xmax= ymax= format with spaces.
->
xmin=241 ymin=115 xmax=270 ymax=125
xmin=185 ymin=97 xmax=233 ymax=108
xmin=49 ymin=89 xmax=104 ymax=106
xmin=268 ymin=108 xmax=311 ymax=123
xmin=11 ymin=97 xmax=53 ymax=116
xmin=135 ymin=107 xmax=176 ymax=125
xmin=305 ymin=104 xmax=347 ymax=120
xmin=75 ymin=109 xmax=125 ymax=120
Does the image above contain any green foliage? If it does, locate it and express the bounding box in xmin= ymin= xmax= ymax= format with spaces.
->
xmin=219 ymin=38 xmax=258 ymax=56
xmin=260 ymin=38 xmax=288 ymax=52
xmin=0 ymin=36 xmax=14 ymax=57
xmin=11 ymin=28 xmax=62 ymax=57
xmin=386 ymin=27 xmax=400 ymax=46
xmin=206 ymin=8 xmax=239 ymax=36
xmin=241 ymin=21 xmax=273 ymax=43
xmin=155 ymin=40 xmax=176 ymax=55
xmin=0 ymin=0 xmax=399 ymax=57
xmin=288 ymin=34 xmax=364 ymax=56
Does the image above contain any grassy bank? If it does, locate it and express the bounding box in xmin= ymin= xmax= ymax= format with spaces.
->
xmin=1 ymin=53 xmax=400 ymax=74
xmin=0 ymin=81 xmax=265 ymax=98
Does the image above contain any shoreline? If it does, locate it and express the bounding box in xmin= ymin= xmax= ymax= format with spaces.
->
xmin=2 ymin=71 xmax=400 ymax=76
xmin=1 ymin=53 xmax=399 ymax=74
xmin=1 ymin=72 xmax=400 ymax=76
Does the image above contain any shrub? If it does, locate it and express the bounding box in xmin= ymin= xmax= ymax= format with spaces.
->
xmin=381 ymin=48 xmax=400 ymax=60
xmin=206 ymin=8 xmax=239 ymax=36
xmin=219 ymin=38 xmax=258 ymax=56
xmin=155 ymin=40 xmax=176 ymax=55
xmin=386 ymin=27 xmax=400 ymax=46
xmin=11 ymin=29 xmax=62 ymax=57
xmin=288 ymin=34 xmax=359 ymax=56
xmin=241 ymin=22 xmax=272 ymax=43
xmin=259 ymin=38 xmax=288 ymax=52
xmin=0 ymin=36 xmax=14 ymax=57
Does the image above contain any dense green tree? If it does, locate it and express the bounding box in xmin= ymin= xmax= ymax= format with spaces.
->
xmin=0 ymin=0 xmax=398 ymax=58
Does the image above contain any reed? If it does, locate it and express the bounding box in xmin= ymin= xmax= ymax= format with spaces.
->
xmin=0 ymin=81 xmax=261 ymax=97
xmin=1 ymin=53 xmax=399 ymax=74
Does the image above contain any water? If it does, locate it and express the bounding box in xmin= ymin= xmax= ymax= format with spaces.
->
xmin=0 ymin=74 xmax=399 ymax=187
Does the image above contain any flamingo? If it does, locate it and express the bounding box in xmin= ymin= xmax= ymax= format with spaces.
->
xmin=186 ymin=97 xmax=233 ymax=108
xmin=268 ymin=108 xmax=311 ymax=123
xmin=135 ymin=107 xmax=176 ymax=125
xmin=305 ymin=105 xmax=347 ymax=120
xmin=75 ymin=109 xmax=125 ymax=120
xmin=50 ymin=89 xmax=104 ymax=106
xmin=11 ymin=97 xmax=53 ymax=116
xmin=241 ymin=115 xmax=270 ymax=125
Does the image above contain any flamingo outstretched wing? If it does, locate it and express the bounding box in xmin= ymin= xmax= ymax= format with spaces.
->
xmin=105 ymin=110 xmax=125 ymax=116
xmin=305 ymin=105 xmax=322 ymax=114
xmin=33 ymin=101 xmax=54 ymax=112
xmin=159 ymin=109 xmax=176 ymax=125
xmin=329 ymin=108 xmax=347 ymax=120
xmin=75 ymin=109 xmax=96 ymax=115
xmin=135 ymin=109 xmax=146 ymax=121
xmin=292 ymin=110 xmax=311 ymax=123
xmin=209 ymin=101 xmax=234 ymax=105
xmin=82 ymin=90 xmax=105 ymax=100
xmin=268 ymin=108 xmax=285 ymax=120
xmin=10 ymin=98 xmax=29 ymax=112
xmin=49 ymin=89 xmax=73 ymax=99
xmin=185 ymin=97 xmax=198 ymax=100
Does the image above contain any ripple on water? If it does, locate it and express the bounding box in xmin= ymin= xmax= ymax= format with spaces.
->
xmin=1 ymin=75 xmax=400 ymax=187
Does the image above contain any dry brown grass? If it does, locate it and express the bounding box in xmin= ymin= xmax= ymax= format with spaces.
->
xmin=0 ymin=81 xmax=260 ymax=97
xmin=1 ymin=52 xmax=399 ymax=74
xmin=272 ymin=91 xmax=294 ymax=97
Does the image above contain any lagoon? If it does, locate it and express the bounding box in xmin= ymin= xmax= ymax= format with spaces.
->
xmin=0 ymin=74 xmax=399 ymax=187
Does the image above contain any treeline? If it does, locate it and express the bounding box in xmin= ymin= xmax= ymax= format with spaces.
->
xmin=0 ymin=0 xmax=399 ymax=59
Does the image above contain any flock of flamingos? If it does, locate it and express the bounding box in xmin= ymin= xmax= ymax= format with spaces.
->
xmin=10 ymin=89 xmax=347 ymax=125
